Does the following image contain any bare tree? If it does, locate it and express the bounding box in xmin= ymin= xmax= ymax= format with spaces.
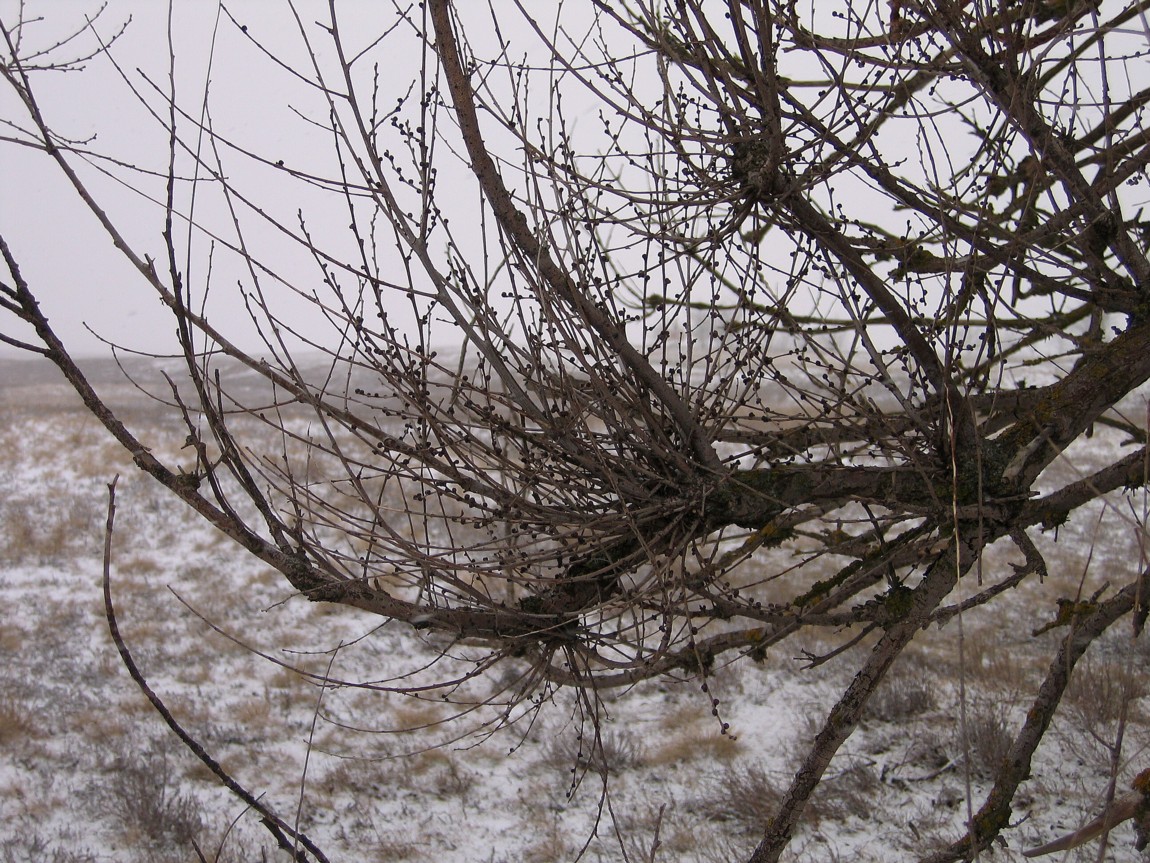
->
xmin=2 ymin=1 xmax=1149 ymax=860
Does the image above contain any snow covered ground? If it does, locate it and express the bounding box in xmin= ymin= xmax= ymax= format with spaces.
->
xmin=1 ymin=358 xmax=1147 ymax=862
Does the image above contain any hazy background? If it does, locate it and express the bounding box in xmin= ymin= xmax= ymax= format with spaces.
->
xmin=1 ymin=2 xmax=443 ymax=359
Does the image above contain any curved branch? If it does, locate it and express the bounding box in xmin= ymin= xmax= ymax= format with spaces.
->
xmin=428 ymin=0 xmax=722 ymax=475
xmin=102 ymin=477 xmax=333 ymax=863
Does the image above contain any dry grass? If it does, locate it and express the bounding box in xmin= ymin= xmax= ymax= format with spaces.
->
xmin=542 ymin=725 xmax=648 ymax=776
xmin=0 ymin=496 xmax=99 ymax=565
xmin=0 ymin=625 xmax=23 ymax=655
xmin=519 ymin=815 xmax=577 ymax=863
xmin=116 ymin=553 xmax=163 ymax=578
xmin=694 ymin=755 xmax=882 ymax=835
xmin=692 ymin=762 xmax=782 ymax=836
xmin=392 ymin=698 xmax=449 ymax=731
xmin=404 ymin=748 xmax=477 ymax=797
xmin=314 ymin=757 xmax=391 ymax=799
xmin=2 ymin=377 xmax=1148 ymax=863
xmin=0 ymin=831 xmax=100 ymax=863
xmin=231 ymin=694 xmax=274 ymax=728
xmin=812 ymin=760 xmax=882 ymax=822
xmin=649 ymin=701 xmax=743 ymax=767
xmin=960 ymin=700 xmax=1015 ymax=781
xmin=0 ymin=700 xmax=40 ymax=747
xmin=314 ymin=749 xmax=476 ymax=804
xmin=1066 ymin=656 xmax=1148 ymax=726
xmin=866 ymin=657 xmax=938 ymax=723
xmin=649 ymin=728 xmax=742 ymax=767
xmin=964 ymin=636 xmax=1043 ymax=694
xmin=96 ymin=742 xmax=206 ymax=863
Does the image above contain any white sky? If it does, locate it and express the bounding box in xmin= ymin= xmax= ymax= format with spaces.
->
xmin=0 ymin=1 xmax=931 ymax=366
xmin=1 ymin=2 xmax=439 ymax=359
xmin=6 ymin=1 xmax=1145 ymax=369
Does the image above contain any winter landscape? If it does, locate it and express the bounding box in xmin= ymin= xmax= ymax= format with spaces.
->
xmin=3 ymin=2 xmax=1150 ymax=861
xmin=1 ymin=355 xmax=1146 ymax=863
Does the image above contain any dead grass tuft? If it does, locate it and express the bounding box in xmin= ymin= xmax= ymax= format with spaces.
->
xmin=814 ymin=760 xmax=882 ymax=821
xmin=0 ymin=699 xmax=40 ymax=746
xmin=0 ymin=496 xmax=96 ymax=565
xmin=649 ymin=728 xmax=742 ymax=766
xmin=866 ymin=661 xmax=938 ymax=723
xmin=404 ymin=748 xmax=477 ymax=797
xmin=99 ymin=743 xmax=206 ymax=862
xmin=0 ymin=830 xmax=99 ymax=863
xmin=392 ymin=699 xmax=448 ymax=731
xmin=542 ymin=725 xmax=647 ymax=776
xmin=961 ymin=701 xmax=1014 ymax=780
xmin=693 ymin=762 xmax=782 ymax=835
xmin=1066 ymin=656 xmax=1147 ymax=726
xmin=231 ymin=694 xmax=274 ymax=728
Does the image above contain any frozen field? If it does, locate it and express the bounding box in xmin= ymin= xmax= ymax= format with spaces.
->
xmin=0 ymin=357 xmax=1147 ymax=862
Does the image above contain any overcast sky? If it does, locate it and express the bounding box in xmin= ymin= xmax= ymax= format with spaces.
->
xmin=8 ymin=2 xmax=1138 ymax=369
xmin=0 ymin=1 xmax=840 ymax=366
xmin=1 ymin=2 xmax=443 ymax=359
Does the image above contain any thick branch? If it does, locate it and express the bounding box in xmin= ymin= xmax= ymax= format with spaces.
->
xmin=921 ymin=578 xmax=1148 ymax=863
xmin=750 ymin=545 xmax=970 ymax=863
xmin=1001 ymin=320 xmax=1150 ymax=484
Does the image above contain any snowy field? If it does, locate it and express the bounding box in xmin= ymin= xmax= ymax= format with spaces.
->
xmin=0 ymin=356 xmax=1147 ymax=862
